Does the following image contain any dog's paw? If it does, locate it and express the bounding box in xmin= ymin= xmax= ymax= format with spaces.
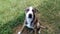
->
xmin=38 ymin=31 xmax=40 ymax=34
xmin=18 ymin=32 xmax=21 ymax=34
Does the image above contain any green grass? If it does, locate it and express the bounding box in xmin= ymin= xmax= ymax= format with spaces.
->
xmin=0 ymin=0 xmax=60 ymax=34
xmin=37 ymin=0 xmax=60 ymax=34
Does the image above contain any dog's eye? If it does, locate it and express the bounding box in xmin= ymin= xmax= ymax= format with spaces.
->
xmin=26 ymin=9 xmax=29 ymax=12
xmin=32 ymin=9 xmax=35 ymax=12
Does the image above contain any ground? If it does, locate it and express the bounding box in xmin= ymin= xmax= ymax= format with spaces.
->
xmin=13 ymin=24 xmax=22 ymax=34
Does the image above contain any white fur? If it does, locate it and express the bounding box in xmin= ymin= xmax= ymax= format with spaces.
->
xmin=37 ymin=22 xmax=41 ymax=34
xmin=25 ymin=6 xmax=34 ymax=28
xmin=37 ymin=22 xmax=40 ymax=27
xmin=18 ymin=31 xmax=21 ymax=34
xmin=38 ymin=31 xmax=40 ymax=34
xmin=38 ymin=29 xmax=41 ymax=34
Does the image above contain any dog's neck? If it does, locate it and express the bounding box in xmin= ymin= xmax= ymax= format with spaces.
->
xmin=25 ymin=14 xmax=36 ymax=28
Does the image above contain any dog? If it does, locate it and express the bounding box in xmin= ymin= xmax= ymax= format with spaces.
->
xmin=18 ymin=6 xmax=46 ymax=34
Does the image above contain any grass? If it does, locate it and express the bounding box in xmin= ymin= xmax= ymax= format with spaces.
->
xmin=0 ymin=0 xmax=60 ymax=34
xmin=37 ymin=0 xmax=60 ymax=34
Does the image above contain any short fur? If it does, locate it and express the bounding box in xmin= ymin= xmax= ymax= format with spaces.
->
xmin=18 ymin=6 xmax=46 ymax=34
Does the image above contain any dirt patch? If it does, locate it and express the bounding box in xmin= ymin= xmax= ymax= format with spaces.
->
xmin=13 ymin=24 xmax=22 ymax=34
xmin=13 ymin=24 xmax=35 ymax=34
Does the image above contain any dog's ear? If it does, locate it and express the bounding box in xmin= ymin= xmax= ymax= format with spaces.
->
xmin=33 ymin=8 xmax=38 ymax=13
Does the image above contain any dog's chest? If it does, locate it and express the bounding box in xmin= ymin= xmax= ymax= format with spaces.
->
xmin=25 ymin=18 xmax=34 ymax=29
xmin=25 ymin=22 xmax=34 ymax=29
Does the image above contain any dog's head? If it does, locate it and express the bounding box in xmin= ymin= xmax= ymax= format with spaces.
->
xmin=25 ymin=6 xmax=38 ymax=19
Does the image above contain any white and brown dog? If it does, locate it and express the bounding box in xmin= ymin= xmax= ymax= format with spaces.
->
xmin=18 ymin=6 xmax=46 ymax=34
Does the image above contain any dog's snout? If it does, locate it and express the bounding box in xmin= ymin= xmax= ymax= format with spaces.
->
xmin=28 ymin=14 xmax=32 ymax=18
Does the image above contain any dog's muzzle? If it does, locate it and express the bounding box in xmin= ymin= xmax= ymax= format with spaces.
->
xmin=28 ymin=14 xmax=32 ymax=18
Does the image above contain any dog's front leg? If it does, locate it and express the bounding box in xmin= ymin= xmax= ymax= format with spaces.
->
xmin=34 ymin=25 xmax=38 ymax=34
xmin=18 ymin=19 xmax=26 ymax=34
xmin=34 ymin=29 xmax=38 ymax=34
xmin=35 ymin=29 xmax=37 ymax=34
xmin=18 ymin=24 xmax=25 ymax=34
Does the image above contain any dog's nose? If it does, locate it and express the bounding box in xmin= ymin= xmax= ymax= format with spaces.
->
xmin=28 ymin=14 xmax=32 ymax=18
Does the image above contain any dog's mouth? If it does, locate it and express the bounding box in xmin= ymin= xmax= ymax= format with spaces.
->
xmin=28 ymin=14 xmax=32 ymax=18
